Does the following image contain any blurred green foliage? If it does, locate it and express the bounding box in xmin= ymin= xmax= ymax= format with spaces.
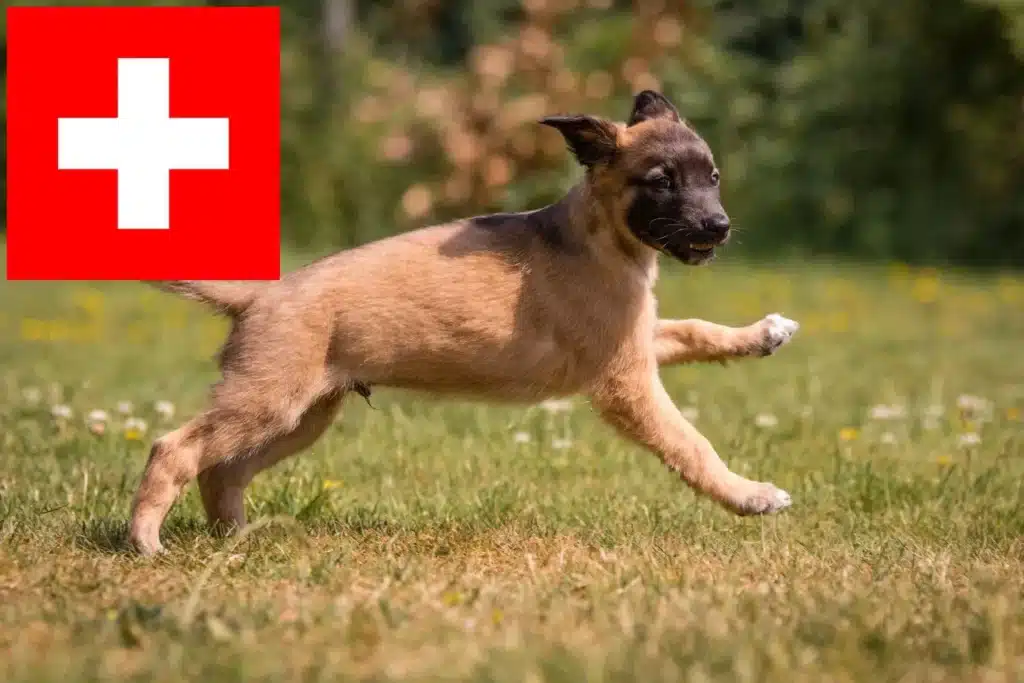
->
xmin=2 ymin=0 xmax=1022 ymax=265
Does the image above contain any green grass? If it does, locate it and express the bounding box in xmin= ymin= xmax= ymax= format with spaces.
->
xmin=1 ymin=244 xmax=1023 ymax=682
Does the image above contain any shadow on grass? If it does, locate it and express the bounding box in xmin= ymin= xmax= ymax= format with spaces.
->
xmin=71 ymin=511 xmax=419 ymax=557
xmin=74 ymin=516 xmax=213 ymax=555
xmin=71 ymin=498 xmax=621 ymax=558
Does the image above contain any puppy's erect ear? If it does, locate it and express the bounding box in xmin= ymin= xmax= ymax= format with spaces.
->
xmin=539 ymin=115 xmax=619 ymax=167
xmin=627 ymin=90 xmax=681 ymax=126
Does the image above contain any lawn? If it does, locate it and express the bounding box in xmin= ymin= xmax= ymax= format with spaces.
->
xmin=1 ymin=243 xmax=1022 ymax=682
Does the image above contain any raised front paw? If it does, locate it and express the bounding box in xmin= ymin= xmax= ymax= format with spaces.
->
xmin=755 ymin=313 xmax=799 ymax=356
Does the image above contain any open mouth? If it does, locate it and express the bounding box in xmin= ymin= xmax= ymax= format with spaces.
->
xmin=649 ymin=234 xmax=727 ymax=263
xmin=674 ymin=239 xmax=724 ymax=265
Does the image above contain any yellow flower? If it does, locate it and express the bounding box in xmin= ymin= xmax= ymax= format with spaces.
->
xmin=911 ymin=274 xmax=940 ymax=304
xmin=839 ymin=427 xmax=859 ymax=442
xmin=72 ymin=289 xmax=105 ymax=315
xmin=1007 ymin=408 xmax=1020 ymax=421
xmin=20 ymin=318 xmax=48 ymax=342
xmin=996 ymin=276 xmax=1022 ymax=304
xmin=321 ymin=479 xmax=343 ymax=491
xmin=936 ymin=455 xmax=953 ymax=466
xmin=123 ymin=417 xmax=148 ymax=441
xmin=887 ymin=262 xmax=910 ymax=283
xmin=491 ymin=608 xmax=504 ymax=625
xmin=828 ymin=311 xmax=850 ymax=333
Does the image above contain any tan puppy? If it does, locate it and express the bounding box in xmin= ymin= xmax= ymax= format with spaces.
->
xmin=132 ymin=90 xmax=799 ymax=555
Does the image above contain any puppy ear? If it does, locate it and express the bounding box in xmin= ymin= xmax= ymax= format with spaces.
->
xmin=539 ymin=115 xmax=619 ymax=167
xmin=627 ymin=90 xmax=681 ymax=126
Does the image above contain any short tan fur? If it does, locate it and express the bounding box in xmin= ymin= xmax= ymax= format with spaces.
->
xmin=131 ymin=90 xmax=799 ymax=555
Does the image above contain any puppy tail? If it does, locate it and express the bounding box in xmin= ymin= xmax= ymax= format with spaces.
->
xmin=146 ymin=281 xmax=261 ymax=316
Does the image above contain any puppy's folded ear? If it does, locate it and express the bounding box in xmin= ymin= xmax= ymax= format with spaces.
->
xmin=539 ymin=115 xmax=619 ymax=167
xmin=628 ymin=90 xmax=681 ymax=126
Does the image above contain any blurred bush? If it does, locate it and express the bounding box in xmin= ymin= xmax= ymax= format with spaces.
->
xmin=2 ymin=0 xmax=1022 ymax=265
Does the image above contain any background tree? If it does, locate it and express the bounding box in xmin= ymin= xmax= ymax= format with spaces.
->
xmin=3 ymin=0 xmax=1021 ymax=265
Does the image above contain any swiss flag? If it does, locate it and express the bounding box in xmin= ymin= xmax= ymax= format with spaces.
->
xmin=6 ymin=6 xmax=281 ymax=280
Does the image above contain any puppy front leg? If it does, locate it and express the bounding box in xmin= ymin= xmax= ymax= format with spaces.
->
xmin=654 ymin=314 xmax=798 ymax=366
xmin=591 ymin=372 xmax=792 ymax=515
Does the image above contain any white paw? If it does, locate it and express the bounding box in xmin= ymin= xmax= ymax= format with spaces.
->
xmin=735 ymin=483 xmax=793 ymax=515
xmin=132 ymin=540 xmax=166 ymax=557
xmin=759 ymin=313 xmax=799 ymax=355
xmin=771 ymin=487 xmax=793 ymax=511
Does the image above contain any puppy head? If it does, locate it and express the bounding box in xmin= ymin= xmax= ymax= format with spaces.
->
xmin=541 ymin=90 xmax=729 ymax=265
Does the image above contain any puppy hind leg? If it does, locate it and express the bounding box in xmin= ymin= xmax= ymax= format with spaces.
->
xmin=196 ymin=461 xmax=249 ymax=537
xmin=129 ymin=393 xmax=324 ymax=555
xmin=130 ymin=417 xmax=214 ymax=555
xmin=196 ymin=391 xmax=345 ymax=535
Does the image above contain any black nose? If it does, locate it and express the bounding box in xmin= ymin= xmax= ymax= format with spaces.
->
xmin=704 ymin=213 xmax=730 ymax=236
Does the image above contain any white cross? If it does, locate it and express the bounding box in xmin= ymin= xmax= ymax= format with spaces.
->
xmin=57 ymin=58 xmax=230 ymax=230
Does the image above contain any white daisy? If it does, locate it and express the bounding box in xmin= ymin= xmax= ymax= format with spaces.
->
xmin=116 ymin=400 xmax=134 ymax=415
xmin=551 ymin=437 xmax=572 ymax=450
xmin=957 ymin=432 xmax=981 ymax=448
xmin=154 ymin=400 xmax=175 ymax=420
xmin=540 ymin=398 xmax=573 ymax=414
xmin=755 ymin=413 xmax=778 ymax=429
xmin=51 ymin=404 xmax=73 ymax=420
xmin=869 ymin=404 xmax=906 ymax=420
xmin=513 ymin=431 xmax=531 ymax=444
xmin=956 ymin=394 xmax=993 ymax=420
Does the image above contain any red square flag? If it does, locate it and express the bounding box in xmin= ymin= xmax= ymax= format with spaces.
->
xmin=6 ymin=6 xmax=281 ymax=280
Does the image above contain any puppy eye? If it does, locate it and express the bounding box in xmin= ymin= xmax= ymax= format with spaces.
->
xmin=711 ymin=170 xmax=720 ymax=186
xmin=649 ymin=174 xmax=672 ymax=190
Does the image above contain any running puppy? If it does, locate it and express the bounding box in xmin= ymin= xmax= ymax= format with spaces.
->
xmin=131 ymin=90 xmax=799 ymax=555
